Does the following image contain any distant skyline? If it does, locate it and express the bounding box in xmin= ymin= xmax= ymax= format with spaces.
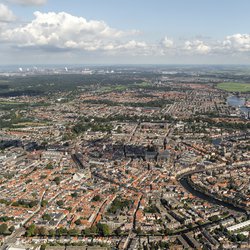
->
xmin=1 ymin=0 xmax=250 ymax=65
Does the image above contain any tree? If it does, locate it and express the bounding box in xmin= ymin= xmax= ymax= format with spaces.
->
xmin=56 ymin=200 xmax=64 ymax=207
xmin=117 ymin=126 xmax=122 ymax=133
xmin=71 ymin=192 xmax=78 ymax=198
xmin=135 ymin=226 xmax=142 ymax=235
xmin=42 ymin=213 xmax=51 ymax=221
xmin=56 ymin=227 xmax=67 ymax=236
xmin=29 ymin=200 xmax=39 ymax=208
xmin=45 ymin=163 xmax=53 ymax=170
xmin=26 ymin=224 xmax=36 ymax=237
xmin=237 ymin=234 xmax=247 ymax=242
xmin=0 ymin=223 xmax=8 ymax=234
xmin=92 ymin=195 xmax=101 ymax=202
xmin=107 ymin=197 xmax=132 ymax=214
xmin=114 ymin=227 xmax=122 ymax=236
xmin=48 ymin=229 xmax=55 ymax=237
xmin=84 ymin=226 xmax=98 ymax=235
xmin=40 ymin=244 xmax=47 ymax=250
xmin=76 ymin=207 xmax=82 ymax=212
xmin=0 ymin=216 xmax=14 ymax=222
xmin=75 ymin=219 xmax=82 ymax=226
xmin=25 ymin=179 xmax=32 ymax=184
xmin=38 ymin=227 xmax=48 ymax=236
xmin=9 ymin=226 xmax=15 ymax=233
xmin=144 ymin=205 xmax=159 ymax=213
xmin=96 ymin=223 xmax=110 ymax=236
xmin=66 ymin=206 xmax=72 ymax=211
xmin=83 ymin=228 xmax=90 ymax=235
xmin=68 ymin=228 xmax=79 ymax=236
xmin=209 ymin=215 xmax=219 ymax=222
xmin=53 ymin=177 xmax=60 ymax=185
xmin=164 ymin=228 xmax=173 ymax=235
xmin=41 ymin=200 xmax=48 ymax=208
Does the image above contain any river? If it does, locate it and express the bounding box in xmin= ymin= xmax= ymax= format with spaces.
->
xmin=227 ymin=96 xmax=245 ymax=107
xmin=180 ymin=176 xmax=245 ymax=213
xmin=227 ymin=95 xmax=250 ymax=118
xmin=177 ymin=96 xmax=248 ymax=216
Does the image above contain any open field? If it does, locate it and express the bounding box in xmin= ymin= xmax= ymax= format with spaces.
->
xmin=12 ymin=122 xmax=48 ymax=127
xmin=217 ymin=82 xmax=250 ymax=92
xmin=0 ymin=101 xmax=26 ymax=105
xmin=98 ymin=85 xmax=128 ymax=93
xmin=134 ymin=82 xmax=151 ymax=87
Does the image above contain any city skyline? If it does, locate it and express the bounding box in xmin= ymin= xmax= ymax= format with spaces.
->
xmin=1 ymin=0 xmax=250 ymax=64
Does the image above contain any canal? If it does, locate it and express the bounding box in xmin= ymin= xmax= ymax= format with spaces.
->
xmin=180 ymin=176 xmax=246 ymax=213
xmin=227 ymin=95 xmax=250 ymax=118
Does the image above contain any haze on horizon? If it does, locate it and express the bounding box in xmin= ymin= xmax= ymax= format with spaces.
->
xmin=0 ymin=0 xmax=250 ymax=65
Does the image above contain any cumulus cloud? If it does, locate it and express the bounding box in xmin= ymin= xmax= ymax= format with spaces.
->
xmin=119 ymin=40 xmax=147 ymax=49
xmin=0 ymin=3 xmax=15 ymax=22
xmin=2 ymin=9 xmax=250 ymax=60
xmin=161 ymin=36 xmax=174 ymax=48
xmin=184 ymin=40 xmax=211 ymax=54
xmin=182 ymin=34 xmax=250 ymax=55
xmin=2 ymin=11 xmax=143 ymax=52
xmin=8 ymin=0 xmax=47 ymax=6
xmin=181 ymin=34 xmax=250 ymax=55
xmin=223 ymin=34 xmax=250 ymax=52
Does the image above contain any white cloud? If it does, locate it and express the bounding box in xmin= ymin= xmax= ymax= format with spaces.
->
xmin=184 ymin=40 xmax=211 ymax=54
xmin=0 ymin=11 xmax=152 ymax=57
xmin=8 ymin=0 xmax=47 ymax=6
xmin=161 ymin=36 xmax=174 ymax=48
xmin=2 ymin=9 xmax=250 ymax=61
xmin=2 ymin=11 xmax=140 ymax=52
xmin=117 ymin=40 xmax=147 ymax=50
xmin=223 ymin=34 xmax=250 ymax=52
xmin=0 ymin=3 xmax=15 ymax=22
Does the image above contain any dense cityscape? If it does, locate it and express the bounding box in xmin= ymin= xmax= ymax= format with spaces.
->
xmin=1 ymin=0 xmax=250 ymax=249
xmin=0 ymin=65 xmax=249 ymax=249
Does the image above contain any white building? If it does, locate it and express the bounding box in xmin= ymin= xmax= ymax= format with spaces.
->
xmin=227 ymin=219 xmax=250 ymax=232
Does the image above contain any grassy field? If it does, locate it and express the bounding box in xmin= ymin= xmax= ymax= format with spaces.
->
xmin=98 ymin=85 xmax=128 ymax=93
xmin=135 ymin=82 xmax=151 ymax=87
xmin=13 ymin=122 xmax=47 ymax=127
xmin=217 ymin=82 xmax=250 ymax=92
xmin=0 ymin=101 xmax=26 ymax=105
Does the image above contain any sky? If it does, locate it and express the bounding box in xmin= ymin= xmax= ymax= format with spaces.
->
xmin=0 ymin=0 xmax=250 ymax=65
